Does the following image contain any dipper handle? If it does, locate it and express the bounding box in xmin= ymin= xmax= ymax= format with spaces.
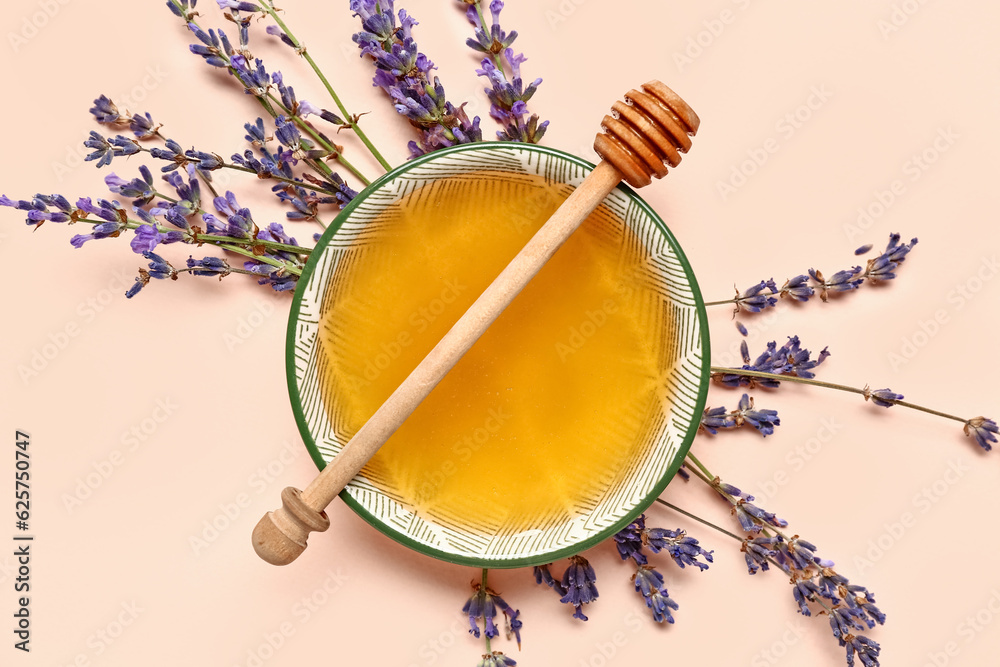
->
xmin=252 ymin=80 xmax=699 ymax=566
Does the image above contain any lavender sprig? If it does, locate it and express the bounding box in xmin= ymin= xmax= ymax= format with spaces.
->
xmin=710 ymin=362 xmax=997 ymax=452
xmin=699 ymin=393 xmax=780 ymax=437
xmin=464 ymin=1 xmax=548 ymax=143
xmin=677 ymin=456 xmax=884 ymax=665
xmin=352 ymin=0 xmax=482 ymax=157
xmin=706 ymin=233 xmax=918 ymax=312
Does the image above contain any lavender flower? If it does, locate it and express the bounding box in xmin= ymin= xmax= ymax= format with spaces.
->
xmin=2 ymin=194 xmax=73 ymax=226
xmin=187 ymin=22 xmax=232 ymax=69
xmin=89 ymin=95 xmax=124 ymax=125
xmin=863 ymin=387 xmax=903 ymax=408
xmin=353 ymin=0 xmax=482 ymax=156
xmin=645 ymin=527 xmax=713 ymax=571
xmin=854 ymin=243 xmax=873 ymax=255
xmin=106 ymin=167 xmax=155 ymax=205
xmin=84 ymin=132 xmax=140 ymax=168
xmin=964 ymin=417 xmax=998 ymax=451
xmin=462 ymin=581 xmax=521 ymax=644
xmin=714 ymin=336 xmax=830 ymax=388
xmin=730 ymin=279 xmax=778 ymax=313
xmin=860 ymin=234 xmax=919 ymax=283
xmin=70 ymin=221 xmax=122 ymax=248
xmin=735 ymin=321 xmax=748 ymax=336
xmin=462 ymin=583 xmax=499 ymax=639
xmin=478 ymin=653 xmax=516 ymax=667
xmin=559 ymin=555 xmax=598 ymax=621
xmin=701 ymin=394 xmax=780 ymax=437
xmin=166 ymin=0 xmax=199 ymax=21
xmin=266 ymin=24 xmax=296 ymax=49
xmin=216 ymin=0 xmax=260 ymax=11
xmin=613 ymin=515 xmax=647 ymax=565
xmin=631 ymin=566 xmax=678 ymax=624
xmin=465 ymin=1 xmax=548 ymax=143
xmin=779 ymin=274 xmax=814 ymax=301
xmin=700 ymin=405 xmax=738 ymax=434
xmin=714 ymin=481 xmax=788 ymax=533
xmin=187 ymin=255 xmax=231 ymax=277
xmin=809 ymin=266 xmax=864 ymax=302
xmin=846 ymin=634 xmax=881 ymax=666
xmin=882 ymin=233 xmax=918 ymax=263
xmin=125 ymin=251 xmax=178 ymax=298
xmin=741 ymin=535 xmax=781 ymax=575
xmin=130 ymin=223 xmax=183 ymax=254
xmin=734 ymin=394 xmax=780 ymax=436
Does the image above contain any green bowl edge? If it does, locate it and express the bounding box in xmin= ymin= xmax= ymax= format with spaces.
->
xmin=285 ymin=141 xmax=711 ymax=569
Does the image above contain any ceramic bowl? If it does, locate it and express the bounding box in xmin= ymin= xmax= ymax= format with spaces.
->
xmin=286 ymin=142 xmax=708 ymax=568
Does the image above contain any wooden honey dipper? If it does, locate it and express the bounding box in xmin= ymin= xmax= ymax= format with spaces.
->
xmin=253 ymin=80 xmax=700 ymax=565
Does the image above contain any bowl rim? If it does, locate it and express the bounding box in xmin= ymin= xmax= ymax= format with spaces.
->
xmin=285 ymin=141 xmax=711 ymax=568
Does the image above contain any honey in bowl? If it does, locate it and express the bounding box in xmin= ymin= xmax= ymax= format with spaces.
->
xmin=317 ymin=170 xmax=673 ymax=532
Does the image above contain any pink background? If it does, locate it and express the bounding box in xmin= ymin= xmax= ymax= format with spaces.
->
xmin=2 ymin=1 xmax=998 ymax=665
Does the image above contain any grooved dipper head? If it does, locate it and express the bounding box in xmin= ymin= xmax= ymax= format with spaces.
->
xmin=593 ymin=80 xmax=700 ymax=188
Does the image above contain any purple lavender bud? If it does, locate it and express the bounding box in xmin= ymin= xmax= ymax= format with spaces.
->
xmin=631 ymin=566 xmax=678 ymax=624
xmin=559 ymin=555 xmax=598 ymax=621
xmin=735 ymin=321 xmax=748 ymax=336
xmin=809 ymin=266 xmax=864 ymax=301
xmin=130 ymin=112 xmax=158 ymax=139
xmin=216 ymin=0 xmax=260 ymax=11
xmin=742 ymin=536 xmax=780 ymax=575
xmin=864 ymin=387 xmax=903 ymax=408
xmin=779 ymin=274 xmax=814 ymax=301
xmin=143 ymin=251 xmax=175 ymax=280
xmin=733 ymin=279 xmax=778 ymax=312
xmin=186 ymin=256 xmax=230 ymax=277
xmin=166 ymin=0 xmax=198 ymax=20
xmin=70 ymin=221 xmax=121 ymax=248
xmin=963 ymin=417 xmax=998 ymax=451
xmin=274 ymin=115 xmax=301 ymax=149
xmin=700 ymin=405 xmax=737 ymax=435
xmin=612 ymin=515 xmax=647 ymax=564
xmin=478 ymin=653 xmax=517 ymax=667
xmin=854 ymin=243 xmax=873 ymax=255
xmin=89 ymin=95 xmax=121 ymax=124
xmin=130 ymin=224 xmax=167 ymax=254
xmin=846 ymin=634 xmax=880 ymax=667
xmin=645 ymin=528 xmax=713 ymax=571
xmin=735 ymin=393 xmax=780 ymax=436
xmin=883 ymin=233 xmax=918 ymax=262
xmin=265 ymin=24 xmax=296 ymax=49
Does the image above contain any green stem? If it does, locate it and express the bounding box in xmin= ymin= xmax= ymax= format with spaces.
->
xmin=704 ymin=299 xmax=736 ymax=307
xmin=684 ymin=452 xmax=715 ymax=483
xmin=654 ymin=498 xmax=745 ymax=542
xmin=709 ymin=366 xmax=969 ymax=423
xmin=481 ymin=568 xmax=491 ymax=655
xmin=260 ymin=0 xmax=392 ymax=172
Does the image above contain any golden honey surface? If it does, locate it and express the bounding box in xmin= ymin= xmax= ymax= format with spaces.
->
xmin=318 ymin=171 xmax=669 ymax=531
